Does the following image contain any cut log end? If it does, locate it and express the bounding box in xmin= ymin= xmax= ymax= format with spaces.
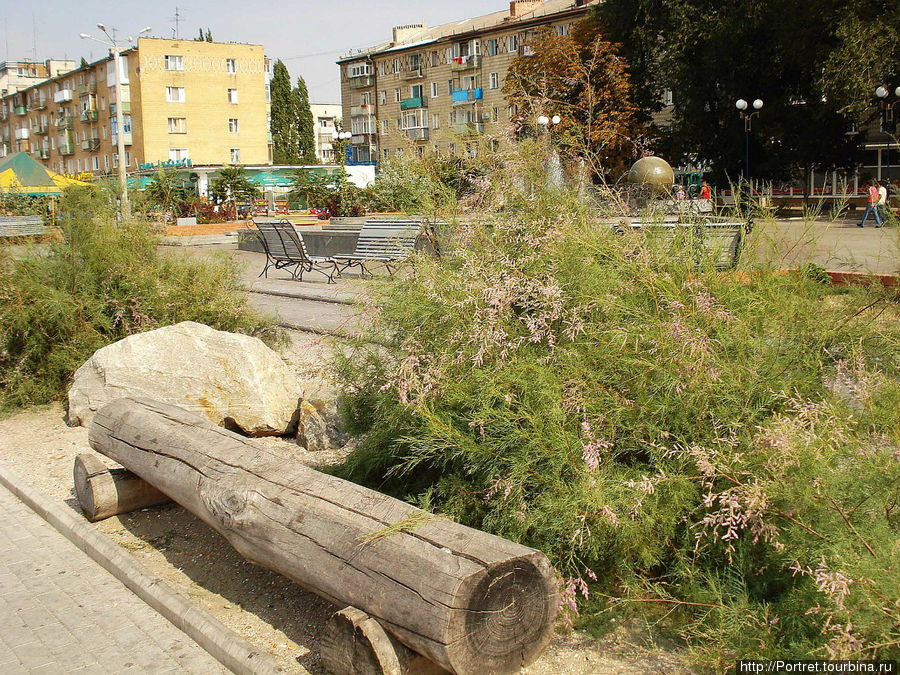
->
xmin=73 ymin=453 xmax=170 ymax=522
xmin=451 ymin=555 xmax=558 ymax=673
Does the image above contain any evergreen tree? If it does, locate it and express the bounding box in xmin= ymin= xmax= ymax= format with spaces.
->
xmin=80 ymin=57 xmax=89 ymax=68
xmin=196 ymin=28 xmax=204 ymax=41
xmin=294 ymin=76 xmax=318 ymax=164
xmin=205 ymin=28 xmax=213 ymax=42
xmin=271 ymin=60 xmax=299 ymax=164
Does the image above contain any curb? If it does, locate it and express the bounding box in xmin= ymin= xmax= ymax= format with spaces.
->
xmin=0 ymin=462 xmax=284 ymax=675
xmin=247 ymin=288 xmax=357 ymax=306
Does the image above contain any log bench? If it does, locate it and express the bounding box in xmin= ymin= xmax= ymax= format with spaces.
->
xmin=88 ymin=397 xmax=558 ymax=675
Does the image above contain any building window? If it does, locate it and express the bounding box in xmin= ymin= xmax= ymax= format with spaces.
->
xmin=382 ymin=148 xmax=389 ymax=160
xmin=381 ymin=119 xmax=388 ymax=135
xmin=92 ymin=156 xmax=99 ymax=171
xmin=662 ymin=89 xmax=673 ymax=106
xmin=349 ymin=63 xmax=371 ymax=78
xmin=492 ymin=106 xmax=500 ymax=122
xmin=228 ymin=88 xmax=238 ymax=104
xmin=394 ymin=88 xmax=401 ymax=103
xmin=447 ymin=79 xmax=453 ymax=96
xmin=229 ymin=118 xmax=239 ymax=133
xmin=104 ymin=155 xmax=109 ymax=171
xmin=164 ymin=55 xmax=183 ymax=71
xmin=112 ymin=154 xmax=118 ymax=169
xmin=169 ymin=148 xmax=189 ymax=161
xmin=431 ymin=82 xmax=438 ymax=98
xmin=225 ymin=58 xmax=236 ymax=74
xmin=380 ymin=90 xmax=386 ymax=105
xmin=486 ymin=39 xmax=499 ymax=56
xmin=230 ymin=148 xmax=241 ymax=163
xmin=555 ymin=24 xmax=569 ymax=37
xmin=489 ymin=73 xmax=499 ymax=90
xmin=410 ymin=84 xmax=423 ymax=99
xmin=432 ymin=114 xmax=439 ymax=129
xmin=168 ymin=117 xmax=186 ymax=133
xmin=166 ymin=86 xmax=185 ymax=103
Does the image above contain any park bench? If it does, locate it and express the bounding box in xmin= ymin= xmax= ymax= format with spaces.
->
xmin=614 ymin=216 xmax=751 ymax=270
xmin=253 ymin=218 xmax=339 ymax=283
xmin=0 ymin=215 xmax=45 ymax=238
xmin=333 ymin=219 xmax=424 ymax=277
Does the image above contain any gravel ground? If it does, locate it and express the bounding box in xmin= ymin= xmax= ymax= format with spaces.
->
xmin=0 ymin=330 xmax=687 ymax=674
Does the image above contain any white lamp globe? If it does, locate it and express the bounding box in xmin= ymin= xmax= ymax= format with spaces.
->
xmin=551 ymin=114 xmax=561 ymax=125
xmin=895 ymin=86 xmax=900 ymax=98
xmin=735 ymin=99 xmax=748 ymax=111
xmin=752 ymin=99 xmax=763 ymax=110
xmin=876 ymin=86 xmax=888 ymax=98
xmin=537 ymin=115 xmax=549 ymax=126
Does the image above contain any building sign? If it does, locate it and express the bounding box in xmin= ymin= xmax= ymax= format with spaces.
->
xmin=138 ymin=158 xmax=193 ymax=171
xmin=63 ymin=171 xmax=94 ymax=181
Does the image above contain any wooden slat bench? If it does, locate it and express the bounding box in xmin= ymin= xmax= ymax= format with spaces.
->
xmin=333 ymin=219 xmax=424 ymax=277
xmin=0 ymin=215 xmax=45 ymax=238
xmin=613 ymin=216 xmax=751 ymax=270
xmin=253 ymin=218 xmax=339 ymax=283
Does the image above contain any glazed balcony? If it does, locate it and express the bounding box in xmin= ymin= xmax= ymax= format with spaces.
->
xmin=54 ymin=89 xmax=73 ymax=104
xmin=350 ymin=132 xmax=377 ymax=146
xmin=33 ymin=124 xmax=48 ymax=136
xmin=350 ymin=104 xmax=374 ymax=117
xmin=405 ymin=127 xmax=429 ymax=141
xmin=81 ymin=138 xmax=101 ymax=151
xmin=80 ymin=109 xmax=99 ymax=123
xmin=13 ymin=105 xmax=27 ymax=116
xmin=59 ymin=143 xmax=75 ymax=156
xmin=59 ymin=117 xmax=75 ymax=130
xmin=77 ymin=82 xmax=98 ymax=96
xmin=14 ymin=128 xmax=30 ymax=140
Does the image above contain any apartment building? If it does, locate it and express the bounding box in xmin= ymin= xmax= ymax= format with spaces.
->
xmin=0 ymin=59 xmax=75 ymax=96
xmin=0 ymin=38 xmax=269 ymax=176
xmin=337 ymin=0 xmax=597 ymax=164
xmin=310 ymin=103 xmax=341 ymax=163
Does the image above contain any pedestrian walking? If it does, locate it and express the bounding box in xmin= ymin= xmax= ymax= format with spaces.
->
xmin=699 ymin=180 xmax=711 ymax=200
xmin=858 ymin=179 xmax=883 ymax=228
xmin=876 ymin=181 xmax=888 ymax=226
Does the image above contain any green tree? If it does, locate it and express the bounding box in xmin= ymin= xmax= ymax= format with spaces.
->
xmin=271 ymin=60 xmax=299 ymax=164
xmin=144 ymin=168 xmax=191 ymax=218
xmin=294 ymin=76 xmax=318 ymax=164
xmin=205 ymin=28 xmax=213 ymax=42
xmin=594 ymin=0 xmax=868 ymax=189
xmin=209 ymin=166 xmax=260 ymax=218
xmin=196 ymin=28 xmax=204 ymax=41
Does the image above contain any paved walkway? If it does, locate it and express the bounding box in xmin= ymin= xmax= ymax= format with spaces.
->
xmin=0 ymin=485 xmax=226 ymax=674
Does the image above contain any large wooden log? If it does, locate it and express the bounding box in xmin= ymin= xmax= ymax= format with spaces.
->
xmin=88 ymin=398 xmax=557 ymax=674
xmin=73 ymin=453 xmax=171 ymax=522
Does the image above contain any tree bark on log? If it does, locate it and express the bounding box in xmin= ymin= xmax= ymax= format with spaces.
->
xmin=73 ymin=453 xmax=171 ymax=522
xmin=88 ymin=398 xmax=558 ymax=675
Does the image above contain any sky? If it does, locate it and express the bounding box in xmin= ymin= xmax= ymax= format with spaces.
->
xmin=0 ymin=0 xmax=510 ymax=103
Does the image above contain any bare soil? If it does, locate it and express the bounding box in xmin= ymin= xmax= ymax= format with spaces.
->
xmin=0 ymin=329 xmax=688 ymax=673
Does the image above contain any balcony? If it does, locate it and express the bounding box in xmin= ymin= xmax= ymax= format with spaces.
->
xmin=33 ymin=125 xmax=48 ymax=136
xmin=400 ymin=96 xmax=427 ymax=110
xmin=81 ymin=138 xmax=101 ymax=151
xmin=350 ymin=104 xmax=374 ymax=117
xmin=37 ymin=148 xmax=50 ymax=160
xmin=14 ymin=128 xmax=30 ymax=140
xmin=110 ymin=101 xmax=132 ymax=115
xmin=0 ymin=145 xmax=8 ymax=158
xmin=401 ymin=67 xmax=424 ymax=81
xmin=453 ymin=122 xmax=485 ymax=135
xmin=59 ymin=143 xmax=75 ymax=156
xmin=405 ymin=127 xmax=429 ymax=141
xmin=111 ymin=132 xmax=133 ymax=146
xmin=34 ymin=99 xmax=48 ymax=110
xmin=80 ymin=109 xmax=99 ymax=123
xmin=452 ymin=88 xmax=483 ymax=105
xmin=13 ymin=105 xmax=27 ymax=116
xmin=77 ymin=82 xmax=97 ymax=96
xmin=350 ymin=132 xmax=376 ymax=146
xmin=450 ymin=54 xmax=482 ymax=72
xmin=54 ymin=89 xmax=73 ymax=104
xmin=59 ymin=117 xmax=75 ymax=130
xmin=348 ymin=74 xmax=375 ymax=89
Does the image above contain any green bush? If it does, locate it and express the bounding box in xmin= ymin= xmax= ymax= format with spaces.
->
xmin=335 ymin=167 xmax=900 ymax=667
xmin=0 ymin=185 xmax=281 ymax=412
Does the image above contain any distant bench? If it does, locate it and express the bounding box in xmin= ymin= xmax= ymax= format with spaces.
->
xmin=334 ymin=219 xmax=425 ymax=277
xmin=613 ymin=216 xmax=751 ymax=270
xmin=0 ymin=216 xmax=45 ymax=238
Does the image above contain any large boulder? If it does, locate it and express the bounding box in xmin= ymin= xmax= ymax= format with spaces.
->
xmin=68 ymin=322 xmax=303 ymax=436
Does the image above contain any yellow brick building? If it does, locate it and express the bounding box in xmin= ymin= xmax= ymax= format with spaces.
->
xmin=0 ymin=38 xmax=269 ymax=177
xmin=337 ymin=0 xmax=598 ymax=164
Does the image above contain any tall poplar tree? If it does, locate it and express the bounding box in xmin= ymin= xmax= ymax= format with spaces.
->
xmin=294 ymin=76 xmax=318 ymax=164
xmin=271 ymin=60 xmax=299 ymax=164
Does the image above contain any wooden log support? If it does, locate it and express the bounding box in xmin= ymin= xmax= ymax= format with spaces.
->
xmin=73 ymin=453 xmax=171 ymax=522
xmin=320 ymin=606 xmax=449 ymax=675
xmin=88 ymin=398 xmax=558 ymax=675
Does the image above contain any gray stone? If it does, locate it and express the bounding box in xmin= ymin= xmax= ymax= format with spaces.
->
xmin=67 ymin=321 xmax=303 ymax=436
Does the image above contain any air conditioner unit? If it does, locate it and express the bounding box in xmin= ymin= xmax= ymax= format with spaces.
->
xmin=479 ymin=112 xmax=492 ymax=122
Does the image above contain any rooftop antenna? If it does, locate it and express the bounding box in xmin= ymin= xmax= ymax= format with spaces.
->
xmin=172 ymin=7 xmax=184 ymax=40
xmin=32 ymin=13 xmax=37 ymax=62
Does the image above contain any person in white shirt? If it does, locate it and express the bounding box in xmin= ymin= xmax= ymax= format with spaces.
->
xmin=876 ymin=182 xmax=888 ymax=227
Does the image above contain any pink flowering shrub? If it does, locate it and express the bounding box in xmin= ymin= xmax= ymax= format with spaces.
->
xmin=334 ymin=151 xmax=900 ymax=667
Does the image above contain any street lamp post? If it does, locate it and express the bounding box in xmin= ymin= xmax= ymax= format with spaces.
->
xmin=735 ymin=98 xmax=763 ymax=186
xmin=537 ymin=115 xmax=562 ymax=186
xmin=80 ymin=24 xmax=151 ymax=218
xmin=875 ymin=85 xmax=900 ymax=197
